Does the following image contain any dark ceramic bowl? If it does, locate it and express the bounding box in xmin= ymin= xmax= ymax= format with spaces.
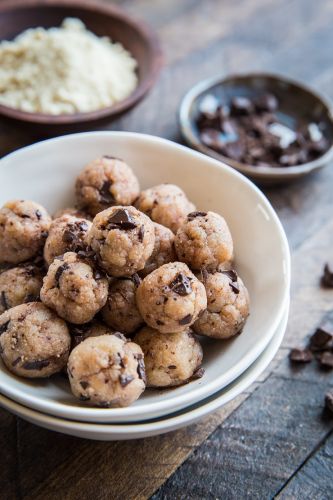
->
xmin=0 ymin=0 xmax=163 ymax=135
xmin=179 ymin=73 xmax=333 ymax=184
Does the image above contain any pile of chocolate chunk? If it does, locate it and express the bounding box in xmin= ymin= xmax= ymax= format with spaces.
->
xmin=196 ymin=92 xmax=329 ymax=168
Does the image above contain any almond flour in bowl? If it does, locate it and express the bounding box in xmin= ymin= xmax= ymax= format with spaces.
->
xmin=0 ymin=18 xmax=138 ymax=114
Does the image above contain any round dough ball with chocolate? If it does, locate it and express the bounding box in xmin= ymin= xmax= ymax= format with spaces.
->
xmin=0 ymin=302 xmax=70 ymax=378
xmin=135 ymin=184 xmax=196 ymax=233
xmin=87 ymin=206 xmax=155 ymax=277
xmin=0 ymin=264 xmax=44 ymax=314
xmin=136 ymin=262 xmax=207 ymax=334
xmin=175 ymin=211 xmax=234 ymax=270
xmin=67 ymin=333 xmax=146 ymax=408
xmin=44 ymin=215 xmax=92 ymax=266
xmin=101 ymin=277 xmax=143 ymax=335
xmin=75 ymin=156 xmax=140 ymax=216
xmin=40 ymin=252 xmax=108 ymax=324
xmin=193 ymin=269 xmax=249 ymax=339
xmin=134 ymin=326 xmax=203 ymax=387
xmin=140 ymin=222 xmax=176 ymax=277
xmin=69 ymin=320 xmax=115 ymax=349
xmin=0 ymin=200 xmax=51 ymax=265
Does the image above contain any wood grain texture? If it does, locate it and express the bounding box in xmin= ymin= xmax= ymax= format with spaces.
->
xmin=1 ymin=0 xmax=333 ymax=498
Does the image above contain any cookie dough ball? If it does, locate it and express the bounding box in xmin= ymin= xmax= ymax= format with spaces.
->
xmin=44 ymin=215 xmax=92 ymax=266
xmin=40 ymin=252 xmax=108 ymax=324
xmin=134 ymin=327 xmax=203 ymax=387
xmin=175 ymin=211 xmax=234 ymax=270
xmin=75 ymin=156 xmax=140 ymax=216
xmin=53 ymin=207 xmax=92 ymax=221
xmin=135 ymin=184 xmax=196 ymax=234
xmin=0 ymin=200 xmax=51 ymax=264
xmin=69 ymin=320 xmax=114 ymax=349
xmin=101 ymin=278 xmax=143 ymax=335
xmin=193 ymin=269 xmax=250 ymax=339
xmin=140 ymin=223 xmax=176 ymax=277
xmin=0 ymin=302 xmax=70 ymax=378
xmin=136 ymin=262 xmax=207 ymax=333
xmin=0 ymin=264 xmax=43 ymax=313
xmin=87 ymin=206 xmax=155 ymax=277
xmin=68 ymin=334 xmax=146 ymax=407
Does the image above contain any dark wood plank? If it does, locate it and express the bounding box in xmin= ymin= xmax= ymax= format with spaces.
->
xmin=0 ymin=409 xmax=19 ymax=500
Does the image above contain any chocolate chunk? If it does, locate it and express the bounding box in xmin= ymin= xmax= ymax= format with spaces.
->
xmin=80 ymin=394 xmax=91 ymax=402
xmin=168 ymin=365 xmax=177 ymax=369
xmin=98 ymin=401 xmax=110 ymax=407
xmin=221 ymin=270 xmax=240 ymax=294
xmin=169 ymin=273 xmax=192 ymax=296
xmin=321 ymin=263 xmax=333 ymax=288
xmin=132 ymin=273 xmax=141 ymax=287
xmin=156 ymin=319 xmax=165 ymax=326
xmin=119 ymin=374 xmax=134 ymax=387
xmin=80 ymin=381 xmax=89 ymax=389
xmin=113 ymin=332 xmax=127 ymax=341
xmin=318 ymin=351 xmax=333 ymax=369
xmin=230 ymin=96 xmax=253 ymax=115
xmin=187 ymin=211 xmax=208 ymax=221
xmin=54 ymin=262 xmax=70 ymax=286
xmin=138 ymin=225 xmax=144 ymax=242
xmin=93 ymin=269 xmax=104 ymax=280
xmin=309 ymin=327 xmax=332 ymax=350
xmin=106 ymin=209 xmax=137 ymax=230
xmin=1 ymin=291 xmax=9 ymax=311
xmin=325 ymin=390 xmax=333 ymax=413
xmin=12 ymin=357 xmax=21 ymax=367
xmin=0 ymin=320 xmax=10 ymax=335
xmin=99 ymin=180 xmax=115 ymax=205
xmin=289 ymin=348 xmax=313 ymax=363
xmin=136 ymin=356 xmax=146 ymax=383
xmin=179 ymin=314 xmax=192 ymax=325
xmin=35 ymin=209 xmax=42 ymax=220
xmin=192 ymin=367 xmax=205 ymax=379
xmin=103 ymin=155 xmax=120 ymax=160
xmin=23 ymin=359 xmax=50 ymax=370
xmin=25 ymin=294 xmax=40 ymax=303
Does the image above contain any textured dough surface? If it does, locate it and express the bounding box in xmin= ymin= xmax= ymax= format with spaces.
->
xmin=193 ymin=269 xmax=250 ymax=339
xmin=75 ymin=156 xmax=140 ymax=216
xmin=140 ymin=222 xmax=176 ymax=277
xmin=40 ymin=252 xmax=108 ymax=324
xmin=68 ymin=334 xmax=146 ymax=407
xmin=44 ymin=215 xmax=92 ymax=266
xmin=134 ymin=326 xmax=203 ymax=387
xmin=135 ymin=184 xmax=195 ymax=233
xmin=0 ymin=302 xmax=70 ymax=378
xmin=0 ymin=264 xmax=44 ymax=313
xmin=102 ymin=278 xmax=143 ymax=335
xmin=87 ymin=206 xmax=155 ymax=277
xmin=0 ymin=200 xmax=51 ymax=264
xmin=136 ymin=262 xmax=207 ymax=333
xmin=175 ymin=211 xmax=234 ymax=270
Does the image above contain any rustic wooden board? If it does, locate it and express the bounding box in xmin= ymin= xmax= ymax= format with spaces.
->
xmin=0 ymin=0 xmax=333 ymax=498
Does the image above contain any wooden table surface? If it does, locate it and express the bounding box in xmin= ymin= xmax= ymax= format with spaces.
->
xmin=1 ymin=0 xmax=333 ymax=498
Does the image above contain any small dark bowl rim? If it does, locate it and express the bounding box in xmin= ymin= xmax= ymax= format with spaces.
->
xmin=179 ymin=72 xmax=333 ymax=179
xmin=0 ymin=0 xmax=163 ymax=125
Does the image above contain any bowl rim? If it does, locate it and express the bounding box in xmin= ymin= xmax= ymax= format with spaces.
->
xmin=0 ymin=0 xmax=163 ymax=124
xmin=179 ymin=71 xmax=333 ymax=179
xmin=0 ymin=131 xmax=291 ymax=422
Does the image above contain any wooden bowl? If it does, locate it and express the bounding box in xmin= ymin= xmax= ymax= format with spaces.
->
xmin=180 ymin=73 xmax=333 ymax=185
xmin=0 ymin=0 xmax=163 ymax=135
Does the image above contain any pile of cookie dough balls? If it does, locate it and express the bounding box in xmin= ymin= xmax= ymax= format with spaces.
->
xmin=0 ymin=155 xmax=250 ymax=408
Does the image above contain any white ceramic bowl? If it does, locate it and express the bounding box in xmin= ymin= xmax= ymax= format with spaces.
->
xmin=0 ymin=132 xmax=290 ymax=423
xmin=0 ymin=301 xmax=289 ymax=440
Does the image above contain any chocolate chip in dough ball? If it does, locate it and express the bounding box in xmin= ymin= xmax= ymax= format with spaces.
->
xmin=134 ymin=326 xmax=203 ymax=387
xmin=0 ymin=302 xmax=70 ymax=378
xmin=0 ymin=264 xmax=43 ymax=313
xmin=140 ymin=222 xmax=176 ymax=277
xmin=0 ymin=200 xmax=51 ymax=264
xmin=101 ymin=277 xmax=143 ymax=335
xmin=193 ymin=268 xmax=249 ymax=339
xmin=135 ymin=184 xmax=195 ymax=233
xmin=136 ymin=262 xmax=207 ymax=333
xmin=69 ymin=320 xmax=115 ymax=349
xmin=53 ymin=207 xmax=92 ymax=221
xmin=87 ymin=206 xmax=155 ymax=277
xmin=40 ymin=252 xmax=108 ymax=324
xmin=67 ymin=334 xmax=146 ymax=407
xmin=44 ymin=215 xmax=92 ymax=266
xmin=75 ymin=156 xmax=140 ymax=216
xmin=175 ymin=211 xmax=234 ymax=270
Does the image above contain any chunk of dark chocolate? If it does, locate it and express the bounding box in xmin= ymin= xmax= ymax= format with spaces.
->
xmin=321 ymin=263 xmax=333 ymax=288
xmin=119 ymin=374 xmax=134 ymax=387
xmin=169 ymin=273 xmax=192 ymax=296
xmin=54 ymin=262 xmax=70 ymax=286
xmin=106 ymin=209 xmax=137 ymax=230
xmin=187 ymin=211 xmax=207 ymax=220
xmin=289 ymin=348 xmax=313 ymax=363
xmin=22 ymin=359 xmax=50 ymax=370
